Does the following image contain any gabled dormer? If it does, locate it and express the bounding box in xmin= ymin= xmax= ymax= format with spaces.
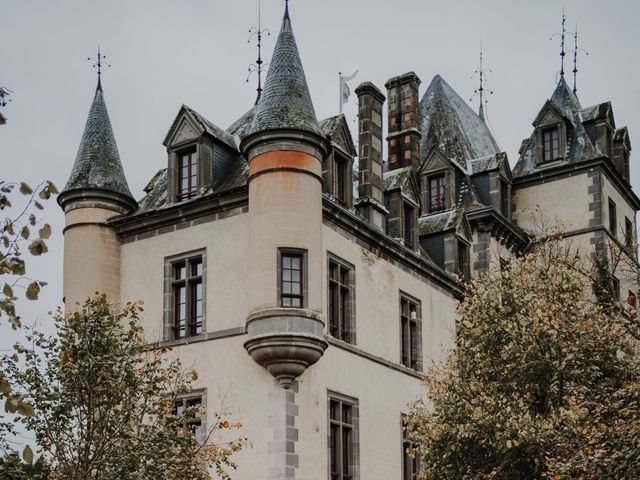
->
xmin=531 ymin=100 xmax=571 ymax=165
xmin=613 ymin=127 xmax=632 ymax=183
xmin=419 ymin=147 xmax=470 ymax=216
xmin=384 ymin=167 xmax=421 ymax=249
xmin=320 ymin=114 xmax=357 ymax=208
xmin=581 ymin=101 xmax=616 ymax=160
xmin=469 ymin=152 xmax=513 ymax=218
xmin=163 ymin=105 xmax=239 ymax=204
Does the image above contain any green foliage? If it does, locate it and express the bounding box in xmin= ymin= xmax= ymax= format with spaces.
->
xmin=2 ymin=295 xmax=247 ymax=480
xmin=0 ymin=451 xmax=50 ymax=479
xmin=0 ymin=179 xmax=57 ymax=452
xmin=406 ymin=235 xmax=640 ymax=479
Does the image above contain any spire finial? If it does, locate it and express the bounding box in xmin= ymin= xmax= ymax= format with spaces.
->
xmin=470 ymin=40 xmax=493 ymax=123
xmin=247 ymin=0 xmax=271 ymax=104
xmin=571 ymin=25 xmax=589 ymax=94
xmin=88 ymin=45 xmax=110 ymax=91
xmin=284 ymin=0 xmax=289 ymax=20
xmin=550 ymin=9 xmax=568 ymax=82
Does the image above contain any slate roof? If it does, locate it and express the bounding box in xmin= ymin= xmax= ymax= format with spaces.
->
xmin=420 ymin=75 xmax=500 ymax=169
xmin=183 ymin=105 xmax=238 ymax=151
xmin=61 ymin=81 xmax=133 ymax=200
xmin=513 ymin=77 xmax=603 ymax=178
xmin=248 ymin=7 xmax=321 ymax=137
xmin=227 ymin=105 xmax=257 ymax=143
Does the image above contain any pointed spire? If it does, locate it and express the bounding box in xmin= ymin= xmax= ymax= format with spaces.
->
xmin=550 ymin=75 xmax=582 ymax=120
xmin=284 ymin=0 xmax=290 ymax=20
xmin=248 ymin=0 xmax=321 ymax=137
xmin=60 ymin=78 xmax=134 ymax=207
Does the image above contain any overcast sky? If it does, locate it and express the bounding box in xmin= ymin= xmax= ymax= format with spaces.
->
xmin=2 ymin=0 xmax=639 ymax=424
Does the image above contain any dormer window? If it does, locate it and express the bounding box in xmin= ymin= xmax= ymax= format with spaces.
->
xmin=178 ymin=149 xmax=198 ymax=201
xmin=428 ymin=174 xmax=446 ymax=213
xmin=403 ymin=203 xmax=415 ymax=249
xmin=333 ymin=154 xmax=348 ymax=206
xmin=542 ymin=127 xmax=560 ymax=162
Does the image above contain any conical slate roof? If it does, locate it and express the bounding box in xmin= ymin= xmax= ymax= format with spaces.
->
xmin=549 ymin=76 xmax=582 ymax=122
xmin=248 ymin=6 xmax=321 ymax=137
xmin=62 ymin=81 xmax=133 ymax=200
xmin=420 ymin=75 xmax=500 ymax=169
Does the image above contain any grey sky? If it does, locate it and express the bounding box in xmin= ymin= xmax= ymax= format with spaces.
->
xmin=1 ymin=0 xmax=639 ymax=382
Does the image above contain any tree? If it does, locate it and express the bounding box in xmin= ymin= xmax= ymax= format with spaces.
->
xmin=3 ymin=295 xmax=247 ymax=480
xmin=0 ymin=451 xmax=50 ymax=479
xmin=1 ymin=180 xmax=57 ymax=455
xmin=406 ymin=234 xmax=640 ymax=479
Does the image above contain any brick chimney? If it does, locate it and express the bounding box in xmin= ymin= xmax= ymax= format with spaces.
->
xmin=354 ymin=82 xmax=387 ymax=230
xmin=385 ymin=72 xmax=422 ymax=172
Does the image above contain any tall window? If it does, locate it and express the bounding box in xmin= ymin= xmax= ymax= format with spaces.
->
xmin=280 ymin=252 xmax=304 ymax=308
xmin=542 ymin=127 xmax=560 ymax=162
xmin=333 ymin=156 xmax=348 ymax=206
xmin=612 ymin=277 xmax=621 ymax=302
xmin=628 ymin=290 xmax=637 ymax=308
xmin=403 ymin=203 xmax=415 ymax=249
xmin=428 ymin=174 xmax=446 ymax=213
xmin=625 ymin=217 xmax=633 ymax=247
xmin=328 ymin=257 xmax=354 ymax=343
xmin=400 ymin=295 xmax=421 ymax=370
xmin=172 ymin=256 xmax=204 ymax=339
xmin=609 ymin=198 xmax=617 ymax=237
xmin=329 ymin=394 xmax=357 ymax=480
xmin=178 ymin=150 xmax=198 ymax=200
xmin=173 ymin=393 xmax=204 ymax=443
xmin=457 ymin=240 xmax=470 ymax=279
xmin=402 ymin=417 xmax=419 ymax=480
xmin=500 ymin=180 xmax=510 ymax=217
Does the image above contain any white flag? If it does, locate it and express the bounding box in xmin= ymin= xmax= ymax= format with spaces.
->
xmin=340 ymin=70 xmax=359 ymax=109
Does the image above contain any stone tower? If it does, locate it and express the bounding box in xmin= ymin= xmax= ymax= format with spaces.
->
xmin=57 ymin=78 xmax=136 ymax=307
xmin=240 ymin=3 xmax=329 ymax=389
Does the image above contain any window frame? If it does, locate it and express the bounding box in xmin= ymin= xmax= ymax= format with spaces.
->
xmin=456 ymin=239 xmax=471 ymax=280
xmin=164 ymin=249 xmax=206 ymax=341
xmin=172 ymin=389 xmax=206 ymax=444
xmin=403 ymin=202 xmax=416 ymax=249
xmin=333 ymin=152 xmax=350 ymax=207
xmin=427 ymin=173 xmax=447 ymax=213
xmin=399 ymin=292 xmax=422 ymax=371
xmin=176 ymin=147 xmax=199 ymax=201
xmin=608 ymin=198 xmax=617 ymax=237
xmin=328 ymin=391 xmax=359 ymax=480
xmin=327 ymin=254 xmax=356 ymax=344
xmin=625 ymin=217 xmax=633 ymax=248
xmin=401 ymin=415 xmax=420 ymax=480
xmin=541 ymin=126 xmax=560 ymax=162
xmin=278 ymin=248 xmax=308 ymax=309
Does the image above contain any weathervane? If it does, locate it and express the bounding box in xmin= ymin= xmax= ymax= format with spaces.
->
xmin=247 ymin=0 xmax=270 ymax=103
xmin=550 ymin=9 xmax=571 ymax=82
xmin=88 ymin=45 xmax=110 ymax=89
xmin=0 ymin=87 xmax=12 ymax=108
xmin=470 ymin=42 xmax=493 ymax=122
xmin=571 ymin=25 xmax=589 ymax=94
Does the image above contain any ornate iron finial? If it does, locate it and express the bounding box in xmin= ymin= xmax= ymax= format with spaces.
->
xmin=571 ymin=25 xmax=589 ymax=94
xmin=88 ymin=45 xmax=110 ymax=91
xmin=247 ymin=0 xmax=270 ymax=104
xmin=470 ymin=41 xmax=493 ymax=122
xmin=550 ymin=9 xmax=569 ymax=81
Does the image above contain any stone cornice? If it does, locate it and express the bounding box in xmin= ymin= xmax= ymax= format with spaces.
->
xmin=465 ymin=207 xmax=531 ymax=251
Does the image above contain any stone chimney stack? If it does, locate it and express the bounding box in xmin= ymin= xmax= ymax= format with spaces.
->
xmin=385 ymin=72 xmax=422 ymax=172
xmin=354 ymin=82 xmax=387 ymax=231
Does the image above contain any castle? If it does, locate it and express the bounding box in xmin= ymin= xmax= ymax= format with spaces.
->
xmin=57 ymin=3 xmax=638 ymax=479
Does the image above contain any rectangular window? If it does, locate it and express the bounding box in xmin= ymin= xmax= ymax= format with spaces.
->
xmin=280 ymin=251 xmax=304 ymax=308
xmin=178 ymin=150 xmax=198 ymax=200
xmin=609 ymin=198 xmax=617 ymax=237
xmin=625 ymin=217 xmax=633 ymax=247
xmin=403 ymin=203 xmax=414 ymax=249
xmin=457 ymin=240 xmax=470 ymax=279
xmin=328 ymin=257 xmax=354 ymax=343
xmin=171 ymin=255 xmax=204 ymax=339
xmin=428 ymin=174 xmax=446 ymax=213
xmin=501 ymin=180 xmax=510 ymax=217
xmin=333 ymin=156 xmax=348 ymax=206
xmin=628 ymin=290 xmax=637 ymax=308
xmin=329 ymin=394 xmax=358 ymax=480
xmin=173 ymin=393 xmax=204 ymax=443
xmin=542 ymin=127 xmax=560 ymax=162
xmin=402 ymin=417 xmax=419 ymax=480
xmin=400 ymin=295 xmax=421 ymax=370
xmin=612 ymin=277 xmax=620 ymax=302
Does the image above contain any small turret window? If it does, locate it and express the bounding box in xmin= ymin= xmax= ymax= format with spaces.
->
xmin=279 ymin=250 xmax=306 ymax=308
xmin=178 ymin=150 xmax=198 ymax=200
xmin=428 ymin=174 xmax=446 ymax=213
xmin=333 ymin=155 xmax=348 ymax=206
xmin=542 ymin=127 xmax=560 ymax=162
